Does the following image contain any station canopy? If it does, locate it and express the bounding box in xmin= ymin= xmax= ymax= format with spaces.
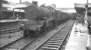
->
xmin=75 ymin=3 xmax=91 ymax=14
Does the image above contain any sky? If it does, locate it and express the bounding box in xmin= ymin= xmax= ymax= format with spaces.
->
xmin=5 ymin=0 xmax=91 ymax=13
xmin=6 ymin=0 xmax=91 ymax=8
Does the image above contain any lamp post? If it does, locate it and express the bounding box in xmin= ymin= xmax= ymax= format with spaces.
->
xmin=19 ymin=0 xmax=22 ymax=4
xmin=84 ymin=0 xmax=88 ymax=25
xmin=85 ymin=0 xmax=91 ymax=49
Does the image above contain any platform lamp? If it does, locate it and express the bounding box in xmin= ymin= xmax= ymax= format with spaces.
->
xmin=18 ymin=0 xmax=22 ymax=20
xmin=19 ymin=0 xmax=22 ymax=4
xmin=84 ymin=0 xmax=88 ymax=26
xmin=86 ymin=0 xmax=91 ymax=49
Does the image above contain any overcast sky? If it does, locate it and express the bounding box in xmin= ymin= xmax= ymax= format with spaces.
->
xmin=6 ymin=0 xmax=91 ymax=8
xmin=6 ymin=0 xmax=91 ymax=13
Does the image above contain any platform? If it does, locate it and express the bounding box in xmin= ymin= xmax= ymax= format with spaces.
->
xmin=65 ymin=23 xmax=88 ymax=50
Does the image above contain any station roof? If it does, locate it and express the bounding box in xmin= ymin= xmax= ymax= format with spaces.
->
xmin=3 ymin=3 xmax=28 ymax=8
xmin=74 ymin=3 xmax=91 ymax=14
xmin=75 ymin=3 xmax=91 ymax=8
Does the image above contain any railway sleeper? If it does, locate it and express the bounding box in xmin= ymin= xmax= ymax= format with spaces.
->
xmin=47 ymin=41 xmax=61 ymax=43
xmin=47 ymin=42 xmax=61 ymax=45
xmin=39 ymin=46 xmax=59 ymax=50
xmin=43 ymin=41 xmax=63 ymax=46
xmin=46 ymin=43 xmax=61 ymax=45
xmin=41 ymin=46 xmax=59 ymax=49
xmin=50 ymin=38 xmax=64 ymax=41
xmin=43 ymin=44 xmax=60 ymax=47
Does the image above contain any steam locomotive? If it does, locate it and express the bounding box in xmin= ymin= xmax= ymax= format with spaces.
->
xmin=19 ymin=5 xmax=72 ymax=37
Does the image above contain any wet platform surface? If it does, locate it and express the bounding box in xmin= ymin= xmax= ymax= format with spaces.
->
xmin=65 ymin=23 xmax=88 ymax=50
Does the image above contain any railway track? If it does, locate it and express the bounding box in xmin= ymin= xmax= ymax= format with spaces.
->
xmin=0 ymin=20 xmax=74 ymax=50
xmin=1 ymin=37 xmax=35 ymax=50
xmin=0 ymin=23 xmax=24 ymax=48
xmin=36 ymin=20 xmax=74 ymax=50
xmin=0 ymin=31 xmax=24 ymax=48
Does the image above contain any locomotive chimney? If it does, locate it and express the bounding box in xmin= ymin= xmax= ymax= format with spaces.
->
xmin=32 ymin=1 xmax=38 ymax=6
